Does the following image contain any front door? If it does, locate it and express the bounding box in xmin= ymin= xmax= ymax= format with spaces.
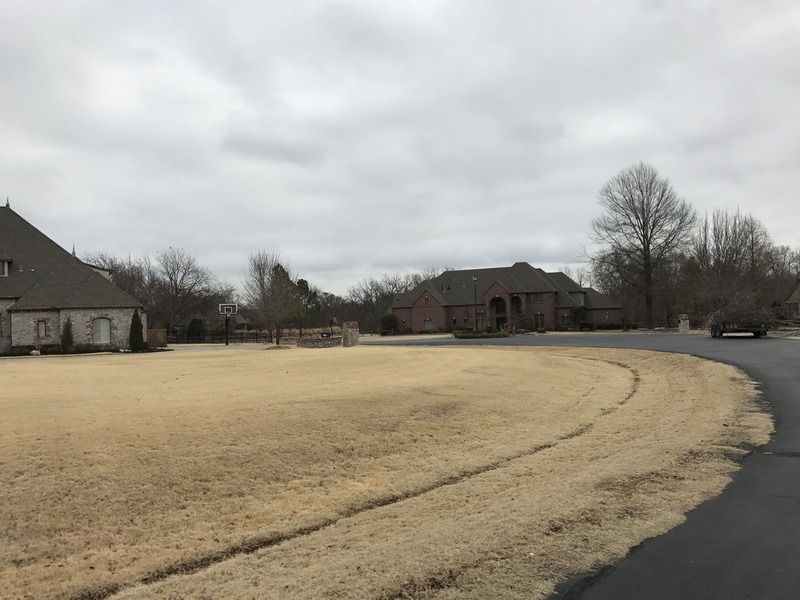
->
xmin=489 ymin=297 xmax=507 ymax=330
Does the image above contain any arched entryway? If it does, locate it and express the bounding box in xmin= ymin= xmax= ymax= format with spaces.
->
xmin=489 ymin=297 xmax=507 ymax=330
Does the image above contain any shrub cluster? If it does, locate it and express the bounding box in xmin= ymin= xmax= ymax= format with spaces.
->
xmin=453 ymin=331 xmax=510 ymax=339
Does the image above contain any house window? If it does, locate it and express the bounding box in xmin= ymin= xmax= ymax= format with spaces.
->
xmin=424 ymin=296 xmax=429 ymax=306
xmin=37 ymin=320 xmax=47 ymax=339
xmin=532 ymin=293 xmax=543 ymax=304
xmin=0 ymin=261 xmax=8 ymax=277
xmin=424 ymin=319 xmax=433 ymax=332
xmin=93 ymin=318 xmax=111 ymax=344
xmin=534 ymin=313 xmax=545 ymax=329
xmin=560 ymin=314 xmax=571 ymax=328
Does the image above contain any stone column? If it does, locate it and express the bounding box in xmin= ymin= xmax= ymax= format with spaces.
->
xmin=342 ymin=321 xmax=360 ymax=347
xmin=678 ymin=314 xmax=690 ymax=334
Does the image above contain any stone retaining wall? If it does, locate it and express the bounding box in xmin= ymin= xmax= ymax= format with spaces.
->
xmin=296 ymin=336 xmax=343 ymax=349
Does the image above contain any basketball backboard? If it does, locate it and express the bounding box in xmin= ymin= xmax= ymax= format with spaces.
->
xmin=219 ymin=303 xmax=238 ymax=316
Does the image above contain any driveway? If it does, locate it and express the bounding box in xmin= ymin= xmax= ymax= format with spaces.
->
xmin=370 ymin=333 xmax=800 ymax=600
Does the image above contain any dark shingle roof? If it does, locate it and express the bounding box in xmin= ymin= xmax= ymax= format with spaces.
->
xmin=0 ymin=205 xmax=143 ymax=310
xmin=581 ymin=287 xmax=621 ymax=310
xmin=394 ymin=262 xmax=592 ymax=309
xmin=393 ymin=262 xmax=621 ymax=311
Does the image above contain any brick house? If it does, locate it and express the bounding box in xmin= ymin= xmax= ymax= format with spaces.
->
xmin=0 ymin=202 xmax=147 ymax=354
xmin=783 ymin=279 xmax=800 ymax=320
xmin=391 ymin=262 xmax=622 ymax=333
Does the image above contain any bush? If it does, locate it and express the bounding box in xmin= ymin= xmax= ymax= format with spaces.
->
xmin=12 ymin=344 xmax=61 ymax=356
xmin=61 ymin=317 xmax=74 ymax=353
xmin=380 ymin=314 xmax=398 ymax=335
xmin=596 ymin=323 xmax=624 ymax=331
xmin=129 ymin=309 xmax=146 ymax=352
xmin=187 ymin=318 xmax=206 ymax=339
xmin=453 ymin=331 xmax=510 ymax=339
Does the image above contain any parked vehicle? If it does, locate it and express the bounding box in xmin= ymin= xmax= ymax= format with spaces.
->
xmin=707 ymin=307 xmax=774 ymax=338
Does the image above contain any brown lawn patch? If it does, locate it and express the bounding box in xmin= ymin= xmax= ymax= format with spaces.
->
xmin=0 ymin=346 xmax=771 ymax=599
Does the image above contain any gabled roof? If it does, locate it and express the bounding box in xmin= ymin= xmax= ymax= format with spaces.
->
xmin=784 ymin=279 xmax=800 ymax=304
xmin=0 ymin=205 xmax=143 ymax=310
xmin=544 ymin=272 xmax=621 ymax=310
xmin=581 ymin=287 xmax=622 ymax=310
xmin=392 ymin=262 xmax=619 ymax=310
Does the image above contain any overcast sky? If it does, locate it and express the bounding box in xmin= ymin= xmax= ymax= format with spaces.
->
xmin=2 ymin=1 xmax=798 ymax=296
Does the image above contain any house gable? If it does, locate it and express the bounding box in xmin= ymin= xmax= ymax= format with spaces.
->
xmin=0 ymin=204 xmax=146 ymax=354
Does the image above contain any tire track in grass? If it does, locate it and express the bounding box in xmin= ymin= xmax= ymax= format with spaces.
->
xmin=74 ymin=358 xmax=640 ymax=600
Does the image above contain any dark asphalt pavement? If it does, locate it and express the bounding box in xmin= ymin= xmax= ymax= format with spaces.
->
xmin=371 ymin=333 xmax=800 ymax=600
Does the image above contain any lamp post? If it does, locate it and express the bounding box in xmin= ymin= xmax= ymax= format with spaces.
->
xmin=472 ymin=275 xmax=478 ymax=332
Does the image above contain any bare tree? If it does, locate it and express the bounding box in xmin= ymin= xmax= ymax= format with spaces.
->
xmin=560 ymin=265 xmax=591 ymax=287
xmin=692 ymin=209 xmax=791 ymax=312
xmin=83 ymin=252 xmax=156 ymax=307
xmin=152 ymin=248 xmax=230 ymax=330
xmin=590 ymin=162 xmax=696 ymax=328
xmin=84 ymin=249 xmax=233 ymax=330
xmin=241 ymin=250 xmax=301 ymax=343
xmin=406 ymin=266 xmax=453 ymax=287
xmin=347 ymin=273 xmax=421 ymax=330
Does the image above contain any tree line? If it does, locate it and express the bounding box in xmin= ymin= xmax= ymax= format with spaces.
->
xmin=589 ymin=162 xmax=800 ymax=328
xmin=89 ymin=162 xmax=797 ymax=337
xmin=85 ymin=247 xmax=447 ymax=341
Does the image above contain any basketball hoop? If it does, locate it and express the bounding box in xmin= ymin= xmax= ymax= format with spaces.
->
xmin=219 ymin=303 xmax=238 ymax=316
xmin=219 ymin=304 xmax=238 ymax=345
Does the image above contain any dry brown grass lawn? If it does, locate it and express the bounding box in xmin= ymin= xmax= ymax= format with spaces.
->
xmin=0 ymin=345 xmax=771 ymax=600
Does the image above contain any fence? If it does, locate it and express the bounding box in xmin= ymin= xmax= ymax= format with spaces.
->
xmin=167 ymin=331 xmax=273 ymax=345
xmin=147 ymin=329 xmax=167 ymax=348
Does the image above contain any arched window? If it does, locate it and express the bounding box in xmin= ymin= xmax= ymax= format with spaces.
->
xmin=93 ymin=318 xmax=111 ymax=344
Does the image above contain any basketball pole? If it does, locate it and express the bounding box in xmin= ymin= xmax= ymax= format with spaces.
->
xmin=220 ymin=304 xmax=237 ymax=346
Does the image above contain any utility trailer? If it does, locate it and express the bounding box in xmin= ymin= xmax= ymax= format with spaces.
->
xmin=709 ymin=321 xmax=769 ymax=338
xmin=707 ymin=307 xmax=773 ymax=338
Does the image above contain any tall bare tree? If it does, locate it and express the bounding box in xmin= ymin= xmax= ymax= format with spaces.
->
xmin=241 ymin=250 xmax=301 ymax=343
xmin=84 ymin=249 xmax=231 ymax=330
xmin=83 ymin=252 xmax=156 ymax=307
xmin=560 ymin=265 xmax=591 ymax=287
xmin=346 ymin=268 xmax=452 ymax=330
xmin=590 ymin=162 xmax=696 ymax=328
xmin=152 ymin=248 xmax=230 ymax=330
xmin=692 ymin=208 xmax=792 ymax=313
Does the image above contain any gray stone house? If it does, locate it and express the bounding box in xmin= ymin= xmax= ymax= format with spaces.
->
xmin=0 ymin=202 xmax=146 ymax=354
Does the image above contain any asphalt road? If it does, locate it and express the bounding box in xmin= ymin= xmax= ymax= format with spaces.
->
xmin=370 ymin=333 xmax=800 ymax=600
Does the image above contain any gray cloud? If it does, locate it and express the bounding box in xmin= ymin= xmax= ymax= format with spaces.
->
xmin=2 ymin=0 xmax=798 ymax=296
